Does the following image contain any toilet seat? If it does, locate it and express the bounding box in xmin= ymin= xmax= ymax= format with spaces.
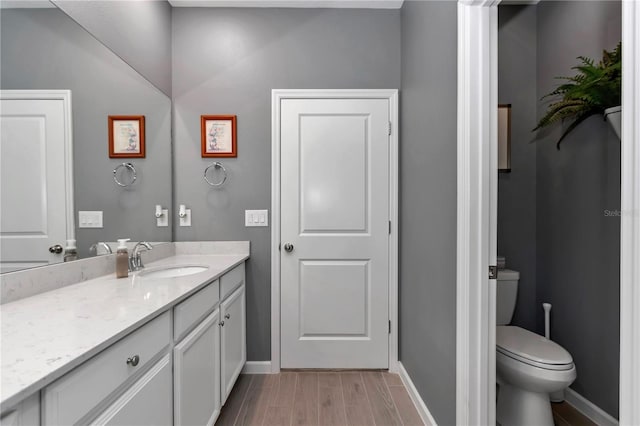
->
xmin=497 ymin=326 xmax=574 ymax=371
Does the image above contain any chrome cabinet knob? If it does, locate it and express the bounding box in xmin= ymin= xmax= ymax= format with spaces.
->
xmin=225 ymin=314 xmax=231 ymax=319
xmin=220 ymin=321 xmax=225 ymax=327
xmin=283 ymin=243 xmax=294 ymax=253
xmin=49 ymin=244 xmax=63 ymax=254
xmin=126 ymin=355 xmax=140 ymax=366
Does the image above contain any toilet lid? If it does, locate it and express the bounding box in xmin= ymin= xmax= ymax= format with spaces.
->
xmin=496 ymin=326 xmax=573 ymax=368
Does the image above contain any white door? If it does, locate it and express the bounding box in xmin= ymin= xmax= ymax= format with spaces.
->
xmin=280 ymin=97 xmax=390 ymax=368
xmin=220 ymin=284 xmax=246 ymax=403
xmin=0 ymin=91 xmax=73 ymax=273
xmin=173 ymin=309 xmax=221 ymax=426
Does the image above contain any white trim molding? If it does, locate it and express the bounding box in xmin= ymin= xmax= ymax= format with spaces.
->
xmin=620 ymin=1 xmax=640 ymax=425
xmin=241 ymin=361 xmax=273 ymax=374
xmin=456 ymin=1 xmax=499 ymax=426
xmin=564 ymin=388 xmax=618 ymax=426
xmin=398 ymin=362 xmax=438 ymax=426
xmin=0 ymin=90 xmax=75 ymax=243
xmin=270 ymin=89 xmax=399 ymax=374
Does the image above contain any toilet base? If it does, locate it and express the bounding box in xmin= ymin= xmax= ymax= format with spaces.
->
xmin=497 ymin=383 xmax=554 ymax=426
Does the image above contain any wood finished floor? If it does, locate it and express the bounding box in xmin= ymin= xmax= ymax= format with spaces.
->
xmin=551 ymin=401 xmax=598 ymax=426
xmin=215 ymin=371 xmax=425 ymax=426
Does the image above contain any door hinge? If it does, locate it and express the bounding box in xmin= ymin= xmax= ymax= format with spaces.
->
xmin=387 ymin=121 xmax=392 ymax=136
xmin=388 ymin=221 xmax=391 ymax=235
xmin=489 ymin=265 xmax=497 ymax=280
xmin=388 ymin=320 xmax=391 ymax=334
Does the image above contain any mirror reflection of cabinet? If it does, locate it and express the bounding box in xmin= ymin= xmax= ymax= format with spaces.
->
xmin=0 ymin=3 xmax=172 ymax=270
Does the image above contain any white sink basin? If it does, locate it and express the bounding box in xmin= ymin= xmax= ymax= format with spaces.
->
xmin=138 ymin=265 xmax=209 ymax=279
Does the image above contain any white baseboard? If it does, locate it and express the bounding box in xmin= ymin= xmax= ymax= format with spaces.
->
xmin=241 ymin=361 xmax=273 ymax=374
xmin=564 ymin=388 xmax=618 ymax=426
xmin=397 ymin=362 xmax=438 ymax=426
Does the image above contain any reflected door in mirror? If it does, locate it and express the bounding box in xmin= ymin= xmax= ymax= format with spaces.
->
xmin=0 ymin=91 xmax=74 ymax=273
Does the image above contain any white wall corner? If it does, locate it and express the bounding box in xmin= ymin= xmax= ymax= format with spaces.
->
xmin=241 ymin=361 xmax=273 ymax=374
xmin=397 ymin=362 xmax=438 ymax=426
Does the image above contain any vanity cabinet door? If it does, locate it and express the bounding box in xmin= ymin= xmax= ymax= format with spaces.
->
xmin=90 ymin=354 xmax=172 ymax=426
xmin=173 ymin=309 xmax=221 ymax=426
xmin=220 ymin=285 xmax=246 ymax=404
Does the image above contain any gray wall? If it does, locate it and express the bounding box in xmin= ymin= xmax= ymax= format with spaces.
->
xmin=399 ymin=2 xmax=457 ymax=424
xmin=172 ymin=8 xmax=401 ymax=361
xmin=536 ymin=1 xmax=621 ymax=417
xmin=1 ymin=8 xmax=172 ymax=259
xmin=497 ymin=5 xmax=538 ymax=331
xmin=52 ymin=0 xmax=172 ymax=96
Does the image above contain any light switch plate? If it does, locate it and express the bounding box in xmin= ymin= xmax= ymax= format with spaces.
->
xmin=79 ymin=211 xmax=103 ymax=228
xmin=156 ymin=209 xmax=169 ymax=227
xmin=245 ymin=209 xmax=268 ymax=227
xmin=179 ymin=209 xmax=191 ymax=227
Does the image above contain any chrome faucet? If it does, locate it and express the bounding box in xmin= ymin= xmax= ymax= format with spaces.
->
xmin=89 ymin=242 xmax=113 ymax=255
xmin=129 ymin=242 xmax=153 ymax=272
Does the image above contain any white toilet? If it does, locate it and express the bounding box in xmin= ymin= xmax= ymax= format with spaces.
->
xmin=496 ymin=270 xmax=576 ymax=426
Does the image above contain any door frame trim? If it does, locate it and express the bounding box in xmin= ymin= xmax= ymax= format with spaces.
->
xmin=0 ymin=89 xmax=75 ymax=244
xmin=270 ymin=89 xmax=399 ymax=373
xmin=456 ymin=1 xmax=499 ymax=425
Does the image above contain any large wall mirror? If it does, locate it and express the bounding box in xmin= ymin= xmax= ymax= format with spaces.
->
xmin=0 ymin=1 xmax=172 ymax=273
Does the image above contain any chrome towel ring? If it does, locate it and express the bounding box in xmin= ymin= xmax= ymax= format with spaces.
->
xmin=113 ymin=162 xmax=137 ymax=187
xmin=204 ymin=162 xmax=227 ymax=187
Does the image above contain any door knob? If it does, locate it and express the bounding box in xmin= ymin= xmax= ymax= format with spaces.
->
xmin=49 ymin=244 xmax=63 ymax=254
xmin=283 ymin=243 xmax=294 ymax=253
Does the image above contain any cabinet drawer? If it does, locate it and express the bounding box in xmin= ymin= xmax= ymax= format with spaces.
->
xmin=42 ymin=312 xmax=171 ymax=426
xmin=90 ymin=354 xmax=172 ymax=426
xmin=220 ymin=263 xmax=244 ymax=301
xmin=173 ymin=279 xmax=220 ymax=341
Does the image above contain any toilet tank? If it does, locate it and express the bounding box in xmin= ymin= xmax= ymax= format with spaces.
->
xmin=496 ymin=269 xmax=519 ymax=325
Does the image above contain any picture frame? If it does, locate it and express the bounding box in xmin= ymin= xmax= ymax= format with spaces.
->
xmin=201 ymin=115 xmax=237 ymax=158
xmin=498 ymin=104 xmax=511 ymax=172
xmin=108 ymin=115 xmax=145 ymax=158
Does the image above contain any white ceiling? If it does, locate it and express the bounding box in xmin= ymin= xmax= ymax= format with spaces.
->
xmin=168 ymin=0 xmax=404 ymax=9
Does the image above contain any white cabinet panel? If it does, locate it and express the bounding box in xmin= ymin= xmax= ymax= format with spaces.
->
xmin=220 ymin=285 xmax=246 ymax=403
xmin=173 ymin=309 xmax=221 ymax=426
xmin=90 ymin=354 xmax=172 ymax=426
xmin=0 ymin=393 xmax=39 ymax=426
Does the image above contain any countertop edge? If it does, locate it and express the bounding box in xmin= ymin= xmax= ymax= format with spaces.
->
xmin=0 ymin=254 xmax=249 ymax=412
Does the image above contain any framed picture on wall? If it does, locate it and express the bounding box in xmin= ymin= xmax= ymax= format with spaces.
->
xmin=498 ymin=104 xmax=511 ymax=172
xmin=108 ymin=115 xmax=145 ymax=158
xmin=201 ymin=115 xmax=237 ymax=158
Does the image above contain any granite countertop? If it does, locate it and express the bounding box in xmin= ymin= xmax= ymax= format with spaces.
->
xmin=0 ymin=252 xmax=249 ymax=410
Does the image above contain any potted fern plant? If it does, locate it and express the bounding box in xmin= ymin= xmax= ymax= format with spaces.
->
xmin=534 ymin=42 xmax=621 ymax=148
